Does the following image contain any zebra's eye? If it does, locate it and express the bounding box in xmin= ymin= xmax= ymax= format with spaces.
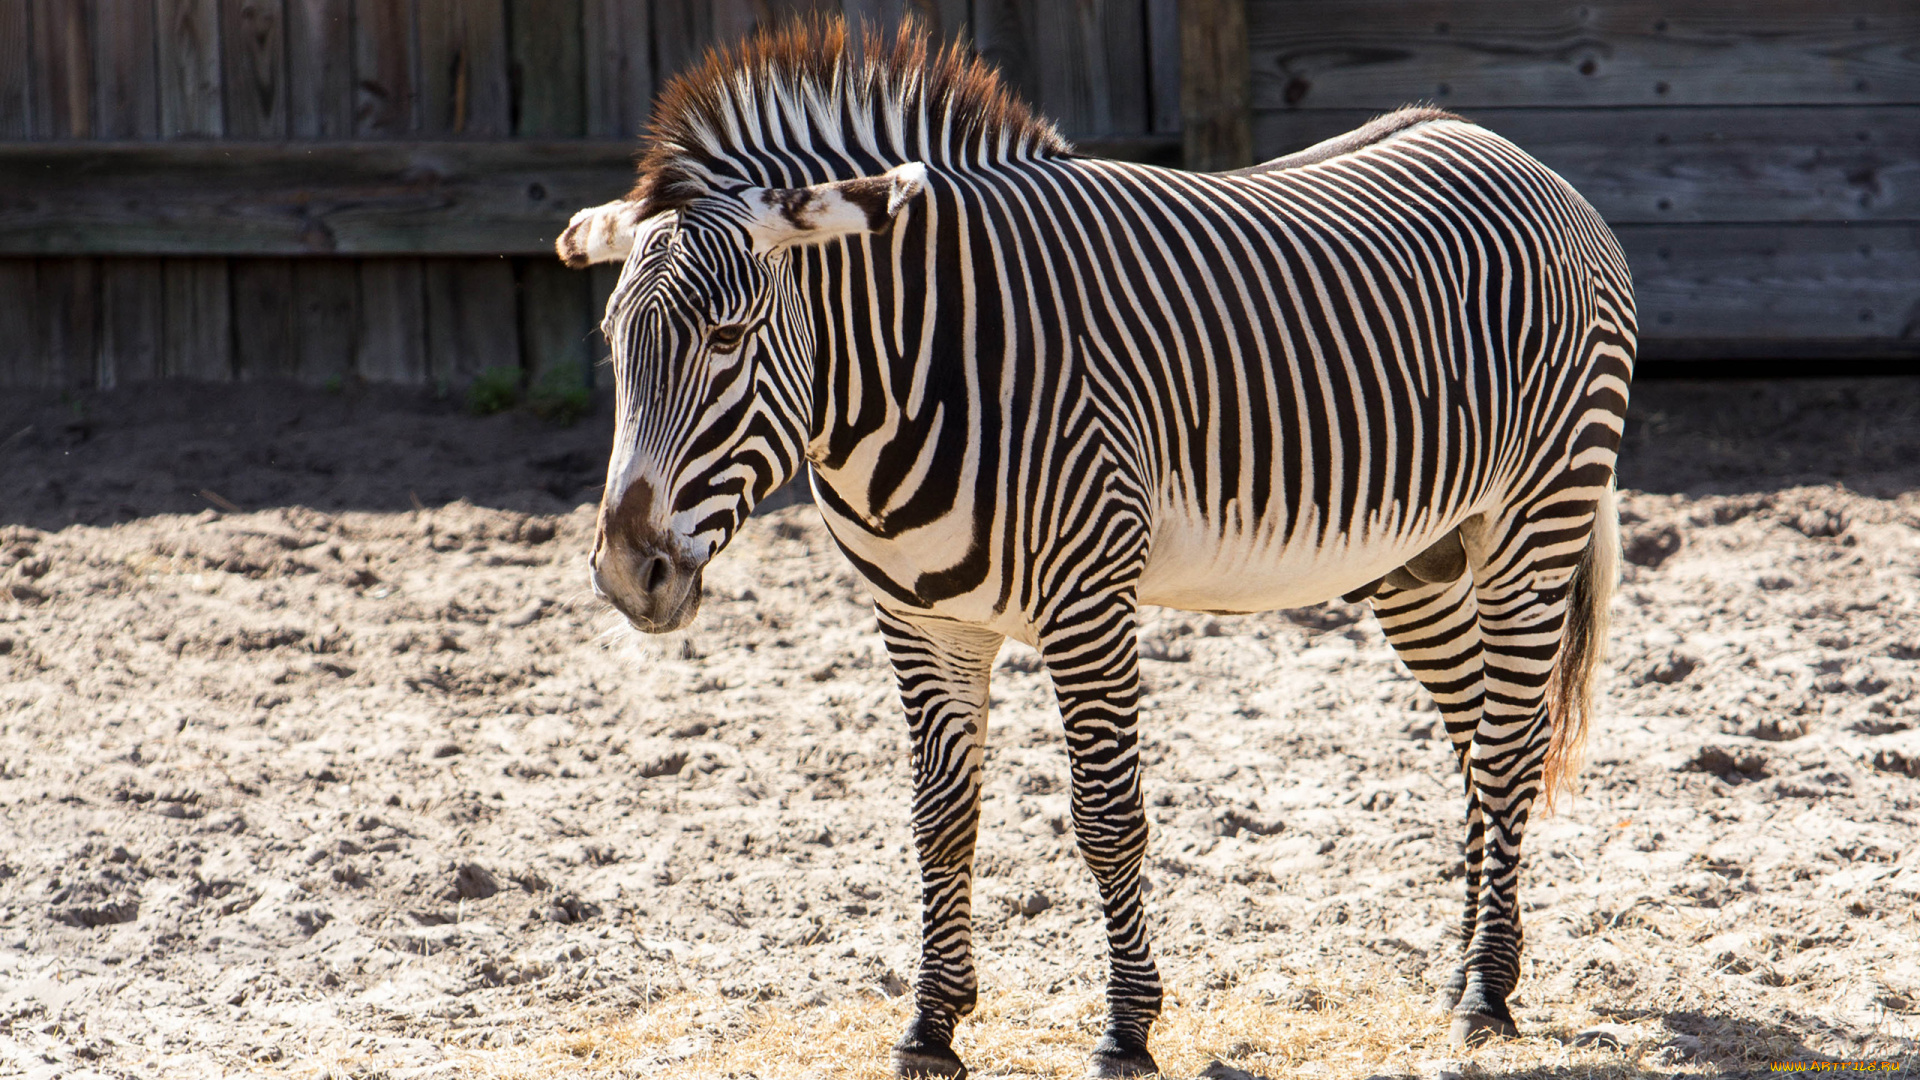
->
xmin=707 ymin=323 xmax=748 ymax=352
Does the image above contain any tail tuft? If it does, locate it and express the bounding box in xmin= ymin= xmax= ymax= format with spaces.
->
xmin=1541 ymin=482 xmax=1618 ymax=812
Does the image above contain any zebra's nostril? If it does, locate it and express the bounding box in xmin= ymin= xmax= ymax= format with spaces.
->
xmin=642 ymin=554 xmax=672 ymax=595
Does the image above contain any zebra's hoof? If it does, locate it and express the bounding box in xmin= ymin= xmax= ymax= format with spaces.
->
xmin=1450 ymin=1008 xmax=1519 ymax=1047
xmin=893 ymin=1043 xmax=966 ymax=1079
xmin=1088 ymin=1034 xmax=1159 ymax=1077
xmin=1434 ymin=966 xmax=1467 ymax=1012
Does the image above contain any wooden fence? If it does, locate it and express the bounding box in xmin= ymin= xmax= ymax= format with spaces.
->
xmin=1246 ymin=0 xmax=1920 ymax=360
xmin=1 ymin=1 xmax=1915 ymax=391
xmin=0 ymin=0 xmax=1182 ymax=391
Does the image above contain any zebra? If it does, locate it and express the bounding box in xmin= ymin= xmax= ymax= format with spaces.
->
xmin=560 ymin=20 xmax=1632 ymax=1079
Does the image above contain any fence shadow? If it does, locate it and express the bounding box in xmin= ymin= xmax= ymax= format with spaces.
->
xmin=1620 ymin=374 xmax=1920 ymax=499
xmin=4 ymin=375 xmax=1916 ymax=531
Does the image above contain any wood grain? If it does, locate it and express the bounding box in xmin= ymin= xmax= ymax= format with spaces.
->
xmin=583 ymin=0 xmax=653 ymax=138
xmin=970 ymin=0 xmax=1039 ymax=123
xmin=352 ymin=0 xmax=415 ymax=137
xmin=1146 ymin=0 xmax=1182 ymax=135
xmin=1250 ymin=106 xmax=1920 ymax=225
xmin=288 ymin=0 xmax=354 ymax=137
xmin=1182 ymin=0 xmax=1252 ymax=170
xmin=0 ymin=263 xmax=36 ymax=388
xmin=222 ymin=0 xmax=288 ymax=138
xmin=1035 ymin=0 xmax=1149 ymax=137
xmin=93 ymin=0 xmax=162 ymax=139
xmin=231 ymin=257 xmax=297 ymax=380
xmin=419 ymin=0 xmax=511 ymax=136
xmin=33 ymin=258 xmax=98 ymax=388
xmin=31 ymin=0 xmax=93 ymax=138
xmin=356 ymin=259 xmax=427 ymax=383
xmin=161 ymin=258 xmax=232 ymax=380
xmin=158 ymin=0 xmax=225 ymax=136
xmin=291 ymin=260 xmax=359 ymax=384
xmin=1247 ymin=0 xmax=1920 ymax=111
xmin=509 ymin=0 xmax=584 ymax=137
xmin=0 ymin=6 xmax=28 ymax=140
xmin=588 ymin=261 xmax=621 ymax=372
xmin=841 ymin=0 xmax=970 ymax=40
xmin=517 ymin=258 xmax=593 ymax=393
xmin=424 ymin=258 xmax=521 ymax=384
xmin=1623 ymin=223 xmax=1920 ymax=351
xmin=0 ymin=141 xmax=640 ymax=256
xmin=98 ymin=259 xmax=165 ymax=387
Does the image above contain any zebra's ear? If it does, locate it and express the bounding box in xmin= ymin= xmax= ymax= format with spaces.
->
xmin=741 ymin=162 xmax=928 ymax=254
xmin=556 ymin=198 xmax=649 ymax=268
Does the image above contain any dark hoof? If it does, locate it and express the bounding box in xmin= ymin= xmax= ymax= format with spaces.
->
xmin=1434 ymin=965 xmax=1466 ymax=1012
xmin=893 ymin=1044 xmax=967 ymax=1080
xmin=1088 ymin=1034 xmax=1159 ymax=1078
xmin=1451 ymin=1009 xmax=1519 ymax=1047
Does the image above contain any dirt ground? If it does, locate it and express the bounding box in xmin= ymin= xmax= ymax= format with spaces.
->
xmin=1 ymin=375 xmax=1919 ymax=1079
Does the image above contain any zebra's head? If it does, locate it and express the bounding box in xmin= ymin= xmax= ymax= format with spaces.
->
xmin=559 ymin=163 xmax=927 ymax=632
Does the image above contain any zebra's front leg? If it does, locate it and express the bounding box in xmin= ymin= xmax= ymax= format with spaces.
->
xmin=878 ymin=607 xmax=1004 ymax=1080
xmin=1039 ymin=593 xmax=1162 ymax=1078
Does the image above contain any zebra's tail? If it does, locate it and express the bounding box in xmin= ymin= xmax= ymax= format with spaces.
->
xmin=1541 ymin=480 xmax=1619 ymax=811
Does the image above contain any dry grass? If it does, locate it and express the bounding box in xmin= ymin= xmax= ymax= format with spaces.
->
xmin=446 ymin=977 xmax=1686 ymax=1080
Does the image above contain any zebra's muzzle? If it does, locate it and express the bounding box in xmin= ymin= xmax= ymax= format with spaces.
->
xmin=589 ymin=530 xmax=705 ymax=633
xmin=591 ymin=477 xmax=706 ymax=633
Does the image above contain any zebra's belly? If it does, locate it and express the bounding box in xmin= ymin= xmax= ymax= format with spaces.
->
xmin=1137 ymin=510 xmax=1469 ymax=614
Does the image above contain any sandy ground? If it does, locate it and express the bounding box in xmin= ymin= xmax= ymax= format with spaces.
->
xmin=1 ymin=376 xmax=1918 ymax=1079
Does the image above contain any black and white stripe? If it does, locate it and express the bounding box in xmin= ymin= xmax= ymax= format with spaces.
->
xmin=576 ymin=23 xmax=1633 ymax=1078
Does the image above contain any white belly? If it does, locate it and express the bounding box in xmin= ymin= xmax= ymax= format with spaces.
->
xmin=1137 ymin=503 xmax=1470 ymax=613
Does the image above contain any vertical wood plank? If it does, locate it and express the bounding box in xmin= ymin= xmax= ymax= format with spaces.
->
xmin=353 ymin=2 xmax=421 ymax=383
xmin=162 ymin=258 xmax=231 ymax=381
xmin=1146 ymin=0 xmax=1181 ymax=134
xmin=158 ymin=0 xmax=225 ymax=136
xmin=1180 ymin=0 xmax=1250 ymax=170
xmin=582 ymin=0 xmax=651 ymax=137
xmin=357 ymin=259 xmax=426 ymax=383
xmin=419 ymin=0 xmax=510 ymax=136
xmin=98 ymin=259 xmax=164 ymax=389
xmin=970 ymin=0 xmax=1038 ymax=112
xmin=1032 ymin=0 xmax=1149 ymax=138
xmin=0 ymin=6 xmax=28 ymax=140
xmin=231 ymin=258 xmax=297 ymax=380
xmin=93 ymin=0 xmax=162 ymax=138
xmin=292 ymin=260 xmax=358 ymax=385
xmin=756 ymin=0 xmax=838 ymax=24
xmin=839 ymin=0 xmax=968 ymax=40
xmin=31 ymin=0 xmax=93 ymax=138
xmin=650 ymin=0 xmax=714 ymax=86
xmin=157 ymin=1 xmax=228 ymax=381
xmin=222 ymin=0 xmax=288 ymax=138
xmin=352 ymin=0 xmax=416 ymax=137
xmin=508 ymin=0 xmax=583 ymax=136
xmin=517 ymin=258 xmax=593 ymax=394
xmin=511 ymin=0 xmax=586 ymax=393
xmin=588 ymin=261 xmax=620 ymax=380
xmin=0 ymin=263 xmax=37 ymax=389
xmin=425 ymin=258 xmax=520 ymax=386
xmin=92 ymin=5 xmax=164 ymax=394
xmin=33 ymin=259 xmax=97 ymax=389
xmin=287 ymin=0 xmax=353 ymax=137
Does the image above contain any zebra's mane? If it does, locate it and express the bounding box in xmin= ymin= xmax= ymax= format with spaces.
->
xmin=631 ymin=19 xmax=1069 ymax=215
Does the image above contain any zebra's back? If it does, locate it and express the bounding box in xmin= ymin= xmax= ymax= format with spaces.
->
xmin=1025 ymin=114 xmax=1634 ymax=612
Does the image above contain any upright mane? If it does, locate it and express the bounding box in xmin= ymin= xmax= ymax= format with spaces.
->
xmin=631 ymin=19 xmax=1069 ymax=215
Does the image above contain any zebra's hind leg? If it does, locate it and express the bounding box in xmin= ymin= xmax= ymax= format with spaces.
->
xmin=877 ymin=608 xmax=1005 ymax=1080
xmin=1039 ymin=591 xmax=1162 ymax=1078
xmin=1370 ymin=574 xmax=1485 ymax=1014
xmin=1444 ymin=513 xmax=1596 ymax=1046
